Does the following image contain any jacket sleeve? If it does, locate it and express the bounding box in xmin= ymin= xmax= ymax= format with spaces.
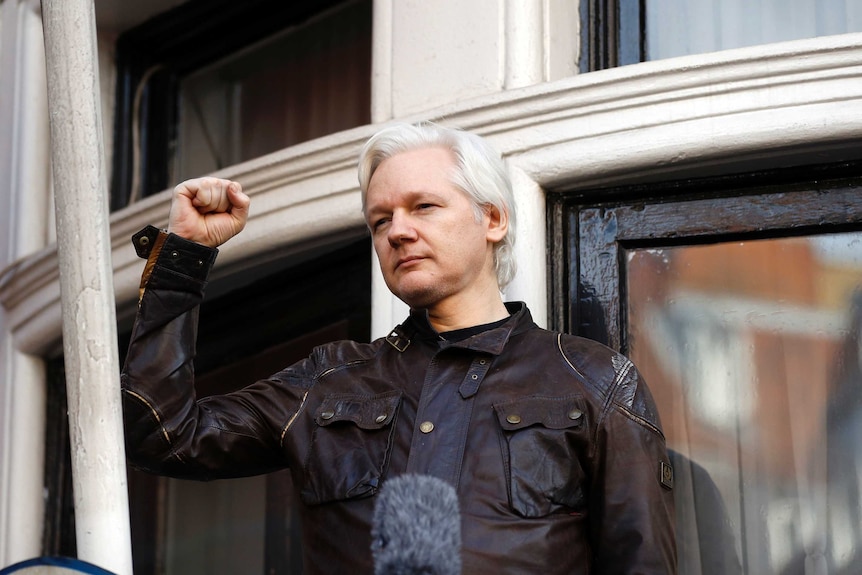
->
xmin=562 ymin=338 xmax=677 ymax=574
xmin=121 ymin=226 xmax=309 ymax=480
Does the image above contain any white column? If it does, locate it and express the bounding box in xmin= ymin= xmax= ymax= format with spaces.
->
xmin=41 ymin=0 xmax=132 ymax=573
xmin=370 ymin=250 xmax=409 ymax=340
xmin=1 ymin=353 xmax=46 ymax=565
xmin=370 ymin=0 xmax=393 ymax=123
xmin=504 ymin=165 xmax=547 ymax=328
xmin=545 ymin=0 xmax=581 ymax=81
xmin=505 ymin=0 xmax=544 ymax=88
xmin=386 ymin=0 xmax=504 ymax=117
xmin=0 ymin=0 xmax=51 ymax=566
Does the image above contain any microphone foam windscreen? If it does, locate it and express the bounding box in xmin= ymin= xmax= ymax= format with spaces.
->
xmin=371 ymin=474 xmax=462 ymax=575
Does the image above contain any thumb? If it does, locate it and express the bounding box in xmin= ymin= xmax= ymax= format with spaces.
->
xmin=225 ymin=183 xmax=251 ymax=233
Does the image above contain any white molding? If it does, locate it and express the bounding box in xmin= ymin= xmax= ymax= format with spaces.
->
xmin=1 ymin=34 xmax=861 ymax=354
xmin=0 ymin=124 xmax=377 ymax=355
xmin=433 ymin=33 xmax=862 ymax=184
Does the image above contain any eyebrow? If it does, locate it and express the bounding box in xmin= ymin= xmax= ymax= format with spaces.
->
xmin=365 ymin=190 xmax=448 ymax=215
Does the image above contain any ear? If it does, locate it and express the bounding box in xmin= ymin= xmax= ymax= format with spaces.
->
xmin=484 ymin=204 xmax=509 ymax=244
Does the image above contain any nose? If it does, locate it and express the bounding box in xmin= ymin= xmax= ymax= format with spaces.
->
xmin=387 ymin=212 xmax=418 ymax=247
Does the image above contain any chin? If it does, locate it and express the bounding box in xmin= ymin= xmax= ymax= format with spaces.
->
xmin=392 ymin=282 xmax=442 ymax=310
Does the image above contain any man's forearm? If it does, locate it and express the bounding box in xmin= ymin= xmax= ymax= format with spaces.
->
xmin=121 ymin=227 xmax=217 ymax=475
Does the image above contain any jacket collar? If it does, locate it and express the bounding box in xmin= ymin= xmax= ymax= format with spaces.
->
xmin=392 ymin=302 xmax=536 ymax=356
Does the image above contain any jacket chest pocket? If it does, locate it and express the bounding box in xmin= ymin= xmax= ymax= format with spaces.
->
xmin=493 ymin=395 xmax=590 ymax=518
xmin=300 ymin=390 xmax=402 ymax=506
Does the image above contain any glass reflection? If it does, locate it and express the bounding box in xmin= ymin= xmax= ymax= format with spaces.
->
xmin=627 ymin=232 xmax=862 ymax=574
xmin=644 ymin=0 xmax=862 ymax=61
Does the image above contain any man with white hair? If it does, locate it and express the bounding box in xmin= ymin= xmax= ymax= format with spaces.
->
xmin=123 ymin=123 xmax=676 ymax=573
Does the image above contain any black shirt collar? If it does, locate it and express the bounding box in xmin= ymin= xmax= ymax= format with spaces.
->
xmin=399 ymin=302 xmax=534 ymax=355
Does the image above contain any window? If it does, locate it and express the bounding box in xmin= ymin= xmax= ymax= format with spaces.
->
xmin=174 ymin=1 xmax=371 ymax=182
xmin=582 ymin=0 xmax=862 ymax=71
xmin=645 ymin=0 xmax=862 ymax=61
xmin=552 ymin=162 xmax=862 ymax=573
xmin=110 ymin=0 xmax=371 ymax=210
xmin=579 ymin=0 xmax=645 ymax=71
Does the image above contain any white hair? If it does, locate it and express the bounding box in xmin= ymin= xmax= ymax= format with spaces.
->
xmin=357 ymin=122 xmax=517 ymax=290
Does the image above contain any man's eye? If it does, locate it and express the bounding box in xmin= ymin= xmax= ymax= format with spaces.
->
xmin=417 ymin=203 xmax=435 ymax=210
xmin=373 ymin=218 xmax=390 ymax=231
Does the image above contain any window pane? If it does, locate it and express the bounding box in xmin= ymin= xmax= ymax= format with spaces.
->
xmin=645 ymin=0 xmax=862 ymax=60
xmin=627 ymin=233 xmax=862 ymax=573
xmin=174 ymin=0 xmax=371 ymax=183
xmin=165 ymin=476 xmax=266 ymax=574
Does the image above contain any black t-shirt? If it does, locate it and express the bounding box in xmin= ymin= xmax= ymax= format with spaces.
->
xmin=439 ymin=315 xmax=511 ymax=342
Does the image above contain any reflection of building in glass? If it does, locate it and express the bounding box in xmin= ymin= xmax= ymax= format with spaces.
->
xmin=825 ymin=290 xmax=862 ymax=574
xmin=627 ymin=234 xmax=862 ymax=574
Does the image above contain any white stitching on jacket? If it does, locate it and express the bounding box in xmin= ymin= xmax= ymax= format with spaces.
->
xmin=280 ymin=390 xmax=309 ymax=447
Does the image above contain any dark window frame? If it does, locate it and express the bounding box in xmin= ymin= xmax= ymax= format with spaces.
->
xmin=579 ymin=0 xmax=645 ymax=72
xmin=549 ymin=160 xmax=862 ymax=350
xmin=109 ymin=0 xmax=348 ymax=211
xmin=42 ymin=359 xmax=76 ymax=557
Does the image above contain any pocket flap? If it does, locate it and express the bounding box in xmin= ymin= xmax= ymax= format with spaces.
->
xmin=315 ymin=390 xmax=401 ymax=429
xmin=494 ymin=395 xmax=587 ymax=431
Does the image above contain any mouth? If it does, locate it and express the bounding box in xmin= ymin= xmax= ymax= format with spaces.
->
xmin=395 ymin=255 xmax=425 ymax=270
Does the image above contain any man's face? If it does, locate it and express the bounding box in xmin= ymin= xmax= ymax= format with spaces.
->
xmin=364 ymin=146 xmax=504 ymax=310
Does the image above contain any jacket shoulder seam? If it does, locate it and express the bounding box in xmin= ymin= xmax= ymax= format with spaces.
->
xmin=556 ymin=333 xmax=664 ymax=437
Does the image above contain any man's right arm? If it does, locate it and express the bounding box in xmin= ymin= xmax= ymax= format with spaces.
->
xmin=121 ymin=226 xmax=216 ymax=475
xmin=122 ymin=223 xmax=316 ymax=478
xmin=121 ymin=178 xmax=307 ymax=479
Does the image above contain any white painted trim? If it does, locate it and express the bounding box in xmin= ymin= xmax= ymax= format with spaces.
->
xmin=0 ymin=0 xmax=50 ymax=566
xmin=504 ymin=165 xmax=547 ymax=328
xmin=504 ymin=0 xmax=543 ymax=89
xmin=2 ymin=352 xmax=45 ymax=565
xmin=370 ymin=250 xmax=409 ymax=340
xmin=370 ymin=0 xmax=393 ymax=123
xmin=461 ymin=34 xmax=862 ymax=183
xmin=1 ymin=33 xmax=860 ymax=351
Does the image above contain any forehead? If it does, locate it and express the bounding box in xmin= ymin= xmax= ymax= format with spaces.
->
xmin=365 ymin=147 xmax=460 ymax=203
xmin=368 ymin=148 xmax=456 ymax=188
xmin=375 ymin=146 xmax=456 ymax=181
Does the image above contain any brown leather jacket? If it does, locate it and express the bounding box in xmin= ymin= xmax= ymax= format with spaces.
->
xmin=122 ymin=227 xmax=676 ymax=574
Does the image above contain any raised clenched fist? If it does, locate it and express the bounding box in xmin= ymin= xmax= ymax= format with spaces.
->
xmin=168 ymin=177 xmax=250 ymax=247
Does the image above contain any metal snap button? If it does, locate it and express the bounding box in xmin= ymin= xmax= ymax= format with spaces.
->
xmin=138 ymin=235 xmax=150 ymax=246
xmin=506 ymin=414 xmax=521 ymax=425
xmin=320 ymin=410 xmax=335 ymax=420
xmin=568 ymin=409 xmax=583 ymax=421
xmin=375 ymin=414 xmax=387 ymax=424
xmin=420 ymin=421 xmax=434 ymax=433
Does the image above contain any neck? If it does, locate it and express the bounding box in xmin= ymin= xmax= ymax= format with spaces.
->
xmin=424 ymin=288 xmax=509 ymax=333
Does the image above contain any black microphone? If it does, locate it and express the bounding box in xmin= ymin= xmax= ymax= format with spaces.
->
xmin=371 ymin=474 xmax=462 ymax=575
